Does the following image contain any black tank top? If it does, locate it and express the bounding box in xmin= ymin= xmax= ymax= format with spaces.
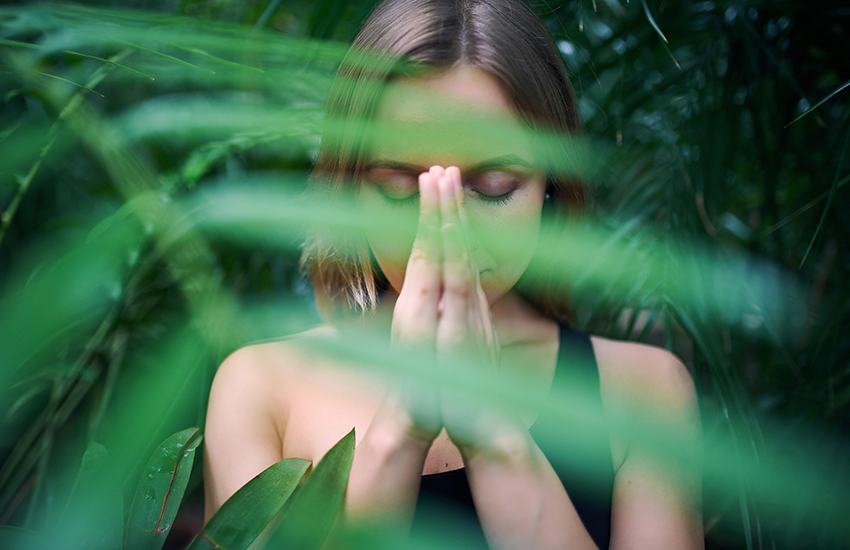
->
xmin=411 ymin=325 xmax=614 ymax=549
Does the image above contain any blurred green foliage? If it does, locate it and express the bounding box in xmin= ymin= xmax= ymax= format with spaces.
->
xmin=0 ymin=0 xmax=848 ymax=549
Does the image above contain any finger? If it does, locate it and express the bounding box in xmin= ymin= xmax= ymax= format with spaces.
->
xmin=437 ymin=167 xmax=472 ymax=352
xmin=394 ymin=170 xmax=441 ymax=344
xmin=408 ymin=169 xmax=441 ymax=275
xmin=429 ymin=164 xmax=446 ymax=182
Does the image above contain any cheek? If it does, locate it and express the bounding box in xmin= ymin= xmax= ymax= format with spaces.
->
xmin=484 ymin=209 xmax=541 ymax=267
xmin=471 ymin=190 xmax=544 ymax=293
xmin=359 ymin=189 xmax=418 ymax=291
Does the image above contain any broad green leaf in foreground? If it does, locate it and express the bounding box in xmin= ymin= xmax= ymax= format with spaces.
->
xmin=126 ymin=427 xmax=204 ymax=550
xmin=187 ymin=457 xmax=310 ymax=550
xmin=270 ymin=429 xmax=356 ymax=550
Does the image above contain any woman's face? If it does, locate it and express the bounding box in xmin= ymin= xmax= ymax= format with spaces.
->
xmin=360 ymin=65 xmax=546 ymax=305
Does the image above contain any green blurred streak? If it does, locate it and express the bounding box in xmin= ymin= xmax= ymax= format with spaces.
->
xmin=0 ymin=4 xmax=349 ymax=68
xmin=115 ymin=99 xmax=323 ymax=145
xmin=0 ymin=526 xmax=40 ymax=550
xmin=51 ymin=442 xmax=123 ymax=550
xmin=281 ymin=325 xmax=849 ymax=543
xmin=181 ymin=183 xmax=806 ymax=341
xmin=0 ymin=207 xmax=144 ymax=397
xmin=0 ymin=2 xmax=847 ymax=548
xmin=96 ymin=327 xmax=209 ymax=491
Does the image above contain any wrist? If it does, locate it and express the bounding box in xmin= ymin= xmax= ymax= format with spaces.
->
xmin=456 ymin=418 xmax=534 ymax=465
xmin=367 ymin=409 xmax=437 ymax=455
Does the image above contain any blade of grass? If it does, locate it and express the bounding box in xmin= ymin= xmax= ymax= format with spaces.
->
xmin=121 ymin=41 xmax=215 ymax=74
xmin=65 ymin=50 xmax=155 ymax=80
xmin=785 ymin=78 xmax=850 ymax=128
xmin=641 ymin=0 xmax=680 ymax=69
xmin=170 ymin=44 xmax=265 ymax=73
xmin=36 ymin=71 xmax=106 ymax=97
xmin=0 ymin=38 xmax=39 ymax=49
xmin=800 ymin=123 xmax=849 ymax=267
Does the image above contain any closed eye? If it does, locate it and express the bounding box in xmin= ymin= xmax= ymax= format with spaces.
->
xmin=473 ymin=189 xmax=514 ymax=205
xmin=366 ymin=167 xmax=419 ymax=207
xmin=466 ymin=170 xmax=521 ymax=206
xmin=378 ymin=189 xmax=419 ymax=208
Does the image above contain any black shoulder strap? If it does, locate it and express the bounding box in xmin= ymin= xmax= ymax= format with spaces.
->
xmin=529 ymin=324 xmax=613 ymax=550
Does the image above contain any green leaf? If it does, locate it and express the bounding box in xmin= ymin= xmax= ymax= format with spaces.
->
xmin=125 ymin=427 xmax=204 ymax=550
xmin=270 ymin=429 xmax=356 ymax=550
xmin=187 ymin=457 xmax=310 ymax=550
xmin=55 ymin=441 xmax=124 ymax=550
xmin=0 ymin=526 xmax=41 ymax=550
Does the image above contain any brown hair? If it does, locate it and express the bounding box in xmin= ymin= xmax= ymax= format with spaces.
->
xmin=301 ymin=0 xmax=587 ymax=322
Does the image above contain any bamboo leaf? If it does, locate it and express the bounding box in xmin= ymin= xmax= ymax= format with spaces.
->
xmin=187 ymin=457 xmax=310 ymax=550
xmin=269 ymin=429 xmax=356 ymax=550
xmin=125 ymin=427 xmax=203 ymax=550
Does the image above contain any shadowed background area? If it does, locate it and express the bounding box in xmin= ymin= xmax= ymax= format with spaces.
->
xmin=0 ymin=1 xmax=848 ymax=549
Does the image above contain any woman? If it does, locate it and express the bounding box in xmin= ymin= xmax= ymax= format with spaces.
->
xmin=204 ymin=0 xmax=704 ymax=549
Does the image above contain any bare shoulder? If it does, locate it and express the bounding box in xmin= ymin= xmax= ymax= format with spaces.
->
xmin=211 ymin=325 xmax=340 ymax=399
xmin=203 ymin=325 xmax=342 ymax=518
xmin=588 ymin=336 xmax=700 ymax=470
xmin=590 ymin=335 xmax=697 ymax=408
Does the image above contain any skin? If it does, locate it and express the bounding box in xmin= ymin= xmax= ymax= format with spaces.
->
xmin=204 ymin=66 xmax=705 ymax=550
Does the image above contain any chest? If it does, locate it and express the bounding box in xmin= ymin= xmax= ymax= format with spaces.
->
xmin=278 ymin=343 xmax=560 ymax=474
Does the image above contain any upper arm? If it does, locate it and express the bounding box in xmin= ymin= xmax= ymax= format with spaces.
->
xmin=595 ymin=340 xmax=704 ymax=550
xmin=203 ymin=346 xmax=285 ymax=521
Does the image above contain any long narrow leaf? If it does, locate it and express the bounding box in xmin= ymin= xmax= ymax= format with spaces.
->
xmin=125 ymin=427 xmax=204 ymax=550
xmin=269 ymin=429 xmax=356 ymax=550
xmin=187 ymin=457 xmax=310 ymax=550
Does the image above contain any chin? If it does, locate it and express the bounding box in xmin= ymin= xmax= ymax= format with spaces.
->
xmin=479 ymin=273 xmax=515 ymax=307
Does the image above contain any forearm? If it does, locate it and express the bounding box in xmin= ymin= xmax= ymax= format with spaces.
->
xmin=462 ymin=424 xmax=598 ymax=550
xmin=344 ymin=407 xmax=432 ymax=529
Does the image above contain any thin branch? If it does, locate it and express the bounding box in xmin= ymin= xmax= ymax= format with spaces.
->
xmin=0 ymin=49 xmax=131 ymax=249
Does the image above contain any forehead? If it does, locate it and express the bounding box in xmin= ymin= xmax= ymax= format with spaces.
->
xmin=368 ymin=66 xmax=534 ymax=167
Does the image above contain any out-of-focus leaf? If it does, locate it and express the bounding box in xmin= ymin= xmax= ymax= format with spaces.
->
xmin=187 ymin=457 xmax=310 ymax=550
xmin=269 ymin=429 xmax=356 ymax=550
xmin=0 ymin=526 xmax=41 ymax=550
xmin=125 ymin=427 xmax=203 ymax=550
xmin=53 ymin=441 xmax=124 ymax=550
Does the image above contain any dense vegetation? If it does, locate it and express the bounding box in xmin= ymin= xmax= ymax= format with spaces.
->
xmin=0 ymin=0 xmax=847 ymax=549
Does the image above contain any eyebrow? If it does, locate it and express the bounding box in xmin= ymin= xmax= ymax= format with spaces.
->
xmin=365 ymin=160 xmax=424 ymax=172
xmin=365 ymin=155 xmax=532 ymax=173
xmin=469 ymin=155 xmax=533 ymax=172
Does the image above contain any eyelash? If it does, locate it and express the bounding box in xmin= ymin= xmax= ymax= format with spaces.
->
xmin=475 ymin=189 xmax=515 ymax=205
xmin=377 ymin=186 xmax=517 ymax=208
xmin=379 ymin=191 xmax=418 ymax=208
